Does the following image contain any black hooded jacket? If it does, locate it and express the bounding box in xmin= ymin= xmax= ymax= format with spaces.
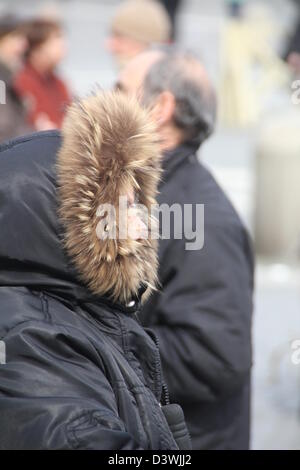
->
xmin=141 ymin=143 xmax=254 ymax=450
xmin=0 ymin=93 xmax=178 ymax=450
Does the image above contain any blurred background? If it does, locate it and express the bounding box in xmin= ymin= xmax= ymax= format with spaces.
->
xmin=1 ymin=0 xmax=300 ymax=449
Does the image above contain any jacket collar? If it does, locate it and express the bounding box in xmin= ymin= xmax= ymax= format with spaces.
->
xmin=161 ymin=141 xmax=200 ymax=183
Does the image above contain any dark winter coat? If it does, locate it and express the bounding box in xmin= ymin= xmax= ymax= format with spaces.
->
xmin=141 ymin=142 xmax=254 ymax=450
xmin=0 ymin=91 xmax=178 ymax=450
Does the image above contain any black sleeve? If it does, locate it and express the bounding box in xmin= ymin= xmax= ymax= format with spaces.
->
xmin=0 ymin=320 xmax=143 ymax=450
xmin=149 ymin=220 xmax=254 ymax=405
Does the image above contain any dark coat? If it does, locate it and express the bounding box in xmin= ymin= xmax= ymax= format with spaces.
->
xmin=0 ymin=60 xmax=31 ymax=142
xmin=0 ymin=92 xmax=178 ymax=450
xmin=140 ymin=143 xmax=254 ymax=450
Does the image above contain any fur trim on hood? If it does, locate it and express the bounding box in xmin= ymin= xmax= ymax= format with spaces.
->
xmin=57 ymin=90 xmax=161 ymax=304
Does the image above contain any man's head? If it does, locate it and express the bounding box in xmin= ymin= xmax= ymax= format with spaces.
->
xmin=116 ymin=49 xmax=163 ymax=98
xmin=0 ymin=15 xmax=28 ymax=70
xmin=117 ymin=49 xmax=217 ymax=150
xmin=107 ymin=0 xmax=171 ymax=68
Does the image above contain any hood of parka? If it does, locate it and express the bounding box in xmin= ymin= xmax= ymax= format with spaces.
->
xmin=0 ymin=90 xmax=161 ymax=307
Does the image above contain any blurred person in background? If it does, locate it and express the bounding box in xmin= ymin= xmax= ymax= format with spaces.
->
xmin=158 ymin=0 xmax=182 ymax=40
xmin=117 ymin=50 xmax=254 ymax=449
xmin=107 ymin=0 xmax=171 ymax=69
xmin=15 ymin=18 xmax=71 ymax=131
xmin=0 ymin=14 xmax=31 ymax=142
xmin=220 ymin=1 xmax=288 ymax=127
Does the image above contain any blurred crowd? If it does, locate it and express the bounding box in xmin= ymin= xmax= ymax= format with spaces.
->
xmin=0 ymin=0 xmax=298 ymax=142
xmin=0 ymin=14 xmax=71 ymax=141
xmin=0 ymin=0 xmax=179 ymax=142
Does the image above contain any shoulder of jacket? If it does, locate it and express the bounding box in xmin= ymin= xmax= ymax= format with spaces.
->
xmin=0 ymin=130 xmax=61 ymax=154
xmin=0 ymin=287 xmax=88 ymax=343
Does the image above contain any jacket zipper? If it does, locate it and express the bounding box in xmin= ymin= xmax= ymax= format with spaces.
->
xmin=152 ymin=333 xmax=170 ymax=406
xmin=129 ymin=310 xmax=171 ymax=406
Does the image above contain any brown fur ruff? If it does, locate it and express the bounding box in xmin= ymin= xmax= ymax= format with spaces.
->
xmin=57 ymin=90 xmax=161 ymax=304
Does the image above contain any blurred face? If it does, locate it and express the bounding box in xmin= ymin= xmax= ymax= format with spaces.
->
xmin=33 ymin=30 xmax=67 ymax=70
xmin=116 ymin=51 xmax=162 ymax=98
xmin=106 ymin=32 xmax=146 ymax=68
xmin=0 ymin=31 xmax=27 ymax=69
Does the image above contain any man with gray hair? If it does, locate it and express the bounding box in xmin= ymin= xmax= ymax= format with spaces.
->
xmin=117 ymin=50 xmax=254 ymax=450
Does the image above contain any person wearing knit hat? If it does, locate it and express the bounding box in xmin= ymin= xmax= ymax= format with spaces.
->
xmin=0 ymin=14 xmax=31 ymax=142
xmin=107 ymin=0 xmax=171 ymax=68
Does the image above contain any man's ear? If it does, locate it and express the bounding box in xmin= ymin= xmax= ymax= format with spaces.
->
xmin=151 ymin=91 xmax=176 ymax=126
